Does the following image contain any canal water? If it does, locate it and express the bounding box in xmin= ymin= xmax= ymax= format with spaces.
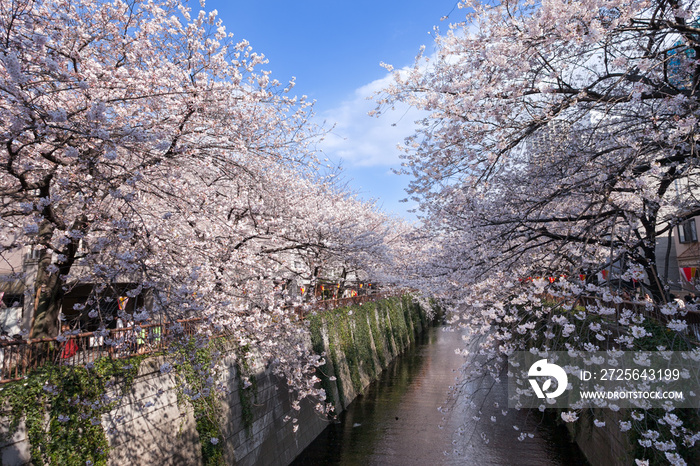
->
xmin=292 ymin=326 xmax=588 ymax=465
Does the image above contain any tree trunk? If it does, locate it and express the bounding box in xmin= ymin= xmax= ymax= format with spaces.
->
xmin=643 ymin=239 xmax=669 ymax=305
xmin=30 ymin=263 xmax=63 ymax=339
xmin=29 ymin=215 xmax=88 ymax=339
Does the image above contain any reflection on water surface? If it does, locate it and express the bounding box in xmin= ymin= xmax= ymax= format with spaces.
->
xmin=292 ymin=326 xmax=588 ymax=465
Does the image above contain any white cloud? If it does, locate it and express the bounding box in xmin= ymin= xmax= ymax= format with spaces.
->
xmin=317 ymin=72 xmax=427 ymax=168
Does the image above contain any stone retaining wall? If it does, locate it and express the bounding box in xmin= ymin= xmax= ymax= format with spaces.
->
xmin=0 ymin=295 xmax=435 ymax=465
xmin=564 ymin=408 xmax=631 ymax=466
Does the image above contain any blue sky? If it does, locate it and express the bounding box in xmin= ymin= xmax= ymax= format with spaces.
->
xmin=206 ymin=0 xmax=461 ymax=219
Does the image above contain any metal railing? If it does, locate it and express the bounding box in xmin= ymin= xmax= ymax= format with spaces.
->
xmin=572 ymin=295 xmax=663 ymax=322
xmin=291 ymin=291 xmax=398 ymax=317
xmin=558 ymin=294 xmax=700 ymax=341
xmin=0 ymin=291 xmax=402 ymax=384
xmin=0 ymin=319 xmax=201 ymax=384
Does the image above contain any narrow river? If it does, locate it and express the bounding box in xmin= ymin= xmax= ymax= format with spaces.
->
xmin=292 ymin=326 xmax=589 ymax=465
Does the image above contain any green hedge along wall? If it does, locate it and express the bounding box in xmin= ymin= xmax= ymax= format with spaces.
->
xmin=307 ymin=295 xmax=438 ymax=411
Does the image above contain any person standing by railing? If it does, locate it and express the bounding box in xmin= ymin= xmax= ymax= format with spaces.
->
xmin=150 ymin=324 xmax=162 ymax=349
xmin=59 ymin=324 xmax=77 ymax=360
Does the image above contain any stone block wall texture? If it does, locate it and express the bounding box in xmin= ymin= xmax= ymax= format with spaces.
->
xmin=310 ymin=295 xmax=429 ymax=411
xmin=565 ymin=408 xmax=631 ymax=466
xmin=0 ymin=295 xmax=431 ymax=466
xmin=565 ymin=407 xmax=700 ymax=465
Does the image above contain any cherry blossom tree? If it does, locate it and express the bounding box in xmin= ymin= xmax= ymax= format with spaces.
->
xmin=378 ymin=0 xmax=700 ymax=301
xmin=377 ymin=0 xmax=700 ymax=462
xmin=0 ymin=3 xmax=424 ymax=464
xmin=0 ymin=5 xmax=416 ymax=451
xmin=0 ymin=0 xmax=320 ymax=339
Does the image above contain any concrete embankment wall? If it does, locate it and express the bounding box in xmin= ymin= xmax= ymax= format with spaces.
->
xmin=562 ymin=409 xmax=631 ymax=466
xmin=0 ymin=295 xmax=435 ymax=466
xmin=561 ymin=407 xmax=700 ymax=465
